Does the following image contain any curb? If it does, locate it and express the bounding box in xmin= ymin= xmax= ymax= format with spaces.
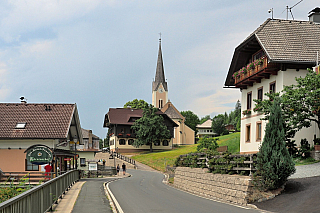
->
xmin=104 ymin=174 xmax=131 ymax=213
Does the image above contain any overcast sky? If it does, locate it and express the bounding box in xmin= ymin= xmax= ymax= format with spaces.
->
xmin=0 ymin=0 xmax=318 ymax=138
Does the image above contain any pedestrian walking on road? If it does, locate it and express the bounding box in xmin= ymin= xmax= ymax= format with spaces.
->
xmin=103 ymin=159 xmax=106 ymax=166
xmin=122 ymin=163 xmax=126 ymax=175
xmin=117 ymin=164 xmax=120 ymax=175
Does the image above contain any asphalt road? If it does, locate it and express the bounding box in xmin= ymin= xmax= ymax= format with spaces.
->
xmin=72 ymin=178 xmax=117 ymax=213
xmin=109 ymin=169 xmax=260 ymax=213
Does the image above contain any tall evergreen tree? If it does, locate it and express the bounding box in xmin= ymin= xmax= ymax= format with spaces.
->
xmin=255 ymin=97 xmax=295 ymax=190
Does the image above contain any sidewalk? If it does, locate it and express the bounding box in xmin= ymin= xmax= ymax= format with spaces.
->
xmin=52 ymin=174 xmax=130 ymax=213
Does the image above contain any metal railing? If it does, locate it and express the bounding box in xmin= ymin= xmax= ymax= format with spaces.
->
xmin=110 ymin=151 xmax=136 ymax=166
xmin=0 ymin=170 xmax=80 ymax=213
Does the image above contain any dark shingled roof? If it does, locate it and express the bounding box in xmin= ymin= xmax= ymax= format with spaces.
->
xmin=103 ymin=108 xmax=178 ymax=127
xmin=0 ymin=103 xmax=76 ymax=139
xmin=225 ymin=18 xmax=320 ymax=86
xmin=152 ymin=39 xmax=168 ymax=92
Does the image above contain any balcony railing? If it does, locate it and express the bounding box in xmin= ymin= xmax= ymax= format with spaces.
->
xmin=234 ymin=57 xmax=279 ymax=86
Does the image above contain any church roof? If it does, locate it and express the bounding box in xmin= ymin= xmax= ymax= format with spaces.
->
xmin=152 ymin=39 xmax=168 ymax=91
xmin=161 ymin=101 xmax=184 ymax=120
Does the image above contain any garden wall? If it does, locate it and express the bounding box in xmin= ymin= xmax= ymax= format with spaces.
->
xmin=174 ymin=167 xmax=252 ymax=205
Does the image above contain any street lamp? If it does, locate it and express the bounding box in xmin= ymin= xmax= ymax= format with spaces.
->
xmin=74 ymin=137 xmax=77 ymax=169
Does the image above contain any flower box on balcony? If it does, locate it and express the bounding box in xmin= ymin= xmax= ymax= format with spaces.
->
xmin=242 ymin=109 xmax=251 ymax=116
xmin=126 ymin=134 xmax=131 ymax=137
xmin=118 ymin=133 xmax=123 ymax=137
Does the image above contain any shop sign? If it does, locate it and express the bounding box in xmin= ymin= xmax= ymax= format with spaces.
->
xmin=26 ymin=146 xmax=53 ymax=165
xmin=64 ymin=158 xmax=71 ymax=161
xmin=88 ymin=163 xmax=97 ymax=171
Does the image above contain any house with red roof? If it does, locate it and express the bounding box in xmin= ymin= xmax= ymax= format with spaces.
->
xmin=0 ymin=101 xmax=83 ymax=174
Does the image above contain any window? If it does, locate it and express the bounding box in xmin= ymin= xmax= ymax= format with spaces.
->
xmin=128 ymin=139 xmax=134 ymax=145
xmin=154 ymin=140 xmax=160 ymax=146
xmin=16 ymin=123 xmax=26 ymax=129
xmin=247 ymin=92 xmax=252 ymax=109
xmin=246 ymin=124 xmax=251 ymax=142
xmin=120 ymin=128 xmax=125 ymax=133
xmin=162 ymin=140 xmax=169 ymax=146
xmin=80 ymin=158 xmax=86 ymax=167
xmin=270 ymin=82 xmax=276 ymax=94
xmin=110 ymin=139 xmax=114 ymax=146
xmin=253 ymin=50 xmax=265 ymax=61
xmin=256 ymin=122 xmax=262 ymax=141
xmin=257 ymin=87 xmax=263 ymax=101
xmin=119 ymin=139 xmax=126 ymax=145
xmin=25 ymin=159 xmax=39 ymax=171
xmin=159 ymin=100 xmax=163 ymax=108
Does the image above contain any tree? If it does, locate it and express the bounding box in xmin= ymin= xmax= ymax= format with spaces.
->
xmin=124 ymin=99 xmax=149 ymax=109
xmin=197 ymin=136 xmax=218 ymax=152
xmin=211 ymin=114 xmax=228 ymax=136
xmin=180 ymin=110 xmax=200 ymax=132
xmin=255 ymin=97 xmax=295 ymax=190
xmin=254 ymin=69 xmax=320 ymax=143
xmin=131 ymin=105 xmax=171 ymax=152
xmin=200 ymin=115 xmax=211 ymax=124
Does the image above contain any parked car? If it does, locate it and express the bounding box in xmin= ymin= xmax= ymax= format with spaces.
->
xmin=102 ymin=147 xmax=110 ymax=153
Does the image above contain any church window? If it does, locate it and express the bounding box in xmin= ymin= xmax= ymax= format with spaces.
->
xmin=159 ymin=100 xmax=163 ymax=108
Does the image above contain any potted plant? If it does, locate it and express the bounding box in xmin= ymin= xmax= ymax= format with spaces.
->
xmin=314 ymin=138 xmax=320 ymax=151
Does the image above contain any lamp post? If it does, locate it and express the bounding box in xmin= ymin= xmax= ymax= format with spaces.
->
xmin=74 ymin=138 xmax=77 ymax=169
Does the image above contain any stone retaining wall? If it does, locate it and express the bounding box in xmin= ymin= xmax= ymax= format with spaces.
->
xmin=174 ymin=167 xmax=252 ymax=205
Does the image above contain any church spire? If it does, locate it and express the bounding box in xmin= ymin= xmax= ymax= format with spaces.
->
xmin=152 ymin=37 xmax=168 ymax=92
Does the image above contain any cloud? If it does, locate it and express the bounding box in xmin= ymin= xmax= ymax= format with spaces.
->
xmin=0 ymin=62 xmax=9 ymax=100
xmin=0 ymin=0 xmax=117 ymax=43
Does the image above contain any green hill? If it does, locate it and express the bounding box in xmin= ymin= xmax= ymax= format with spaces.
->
xmin=131 ymin=132 xmax=240 ymax=172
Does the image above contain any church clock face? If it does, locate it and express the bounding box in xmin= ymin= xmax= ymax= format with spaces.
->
xmin=159 ymin=88 xmax=163 ymax=93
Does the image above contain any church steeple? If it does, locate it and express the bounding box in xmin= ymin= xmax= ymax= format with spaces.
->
xmin=152 ymin=38 xmax=168 ymax=92
xmin=152 ymin=37 xmax=168 ymax=109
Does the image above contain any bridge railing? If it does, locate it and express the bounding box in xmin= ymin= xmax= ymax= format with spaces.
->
xmin=0 ymin=170 xmax=80 ymax=213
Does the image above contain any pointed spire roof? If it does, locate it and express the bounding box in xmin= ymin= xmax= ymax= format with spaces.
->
xmin=152 ymin=38 xmax=168 ymax=91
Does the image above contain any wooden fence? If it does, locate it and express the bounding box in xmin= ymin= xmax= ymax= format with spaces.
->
xmin=176 ymin=153 xmax=257 ymax=176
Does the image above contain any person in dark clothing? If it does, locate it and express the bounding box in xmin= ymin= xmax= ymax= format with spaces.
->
xmin=122 ymin=163 xmax=126 ymax=175
xmin=117 ymin=164 xmax=120 ymax=175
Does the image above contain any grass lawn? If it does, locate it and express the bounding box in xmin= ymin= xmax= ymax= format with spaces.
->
xmin=131 ymin=132 xmax=240 ymax=172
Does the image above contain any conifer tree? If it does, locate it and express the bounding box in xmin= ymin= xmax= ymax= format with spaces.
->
xmin=255 ymin=97 xmax=295 ymax=190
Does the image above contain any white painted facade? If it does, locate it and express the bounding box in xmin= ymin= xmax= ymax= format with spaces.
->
xmin=240 ymin=69 xmax=320 ymax=153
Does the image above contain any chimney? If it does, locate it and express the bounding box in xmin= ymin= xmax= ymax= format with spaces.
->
xmin=309 ymin=7 xmax=320 ymax=23
xmin=89 ymin=130 xmax=93 ymax=149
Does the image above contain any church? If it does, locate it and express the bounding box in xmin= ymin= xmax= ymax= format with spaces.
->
xmin=152 ymin=38 xmax=195 ymax=145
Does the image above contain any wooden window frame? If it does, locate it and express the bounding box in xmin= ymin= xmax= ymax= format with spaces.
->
xmin=269 ymin=81 xmax=276 ymax=94
xmin=245 ymin=124 xmax=251 ymax=143
xmin=257 ymin=87 xmax=263 ymax=101
xmin=256 ymin=121 xmax=262 ymax=142
xmin=247 ymin=92 xmax=252 ymax=110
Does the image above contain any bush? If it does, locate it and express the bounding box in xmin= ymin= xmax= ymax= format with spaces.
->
xmin=197 ymin=136 xmax=218 ymax=152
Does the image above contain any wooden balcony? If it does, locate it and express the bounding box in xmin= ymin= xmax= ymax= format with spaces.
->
xmin=234 ymin=57 xmax=280 ymax=89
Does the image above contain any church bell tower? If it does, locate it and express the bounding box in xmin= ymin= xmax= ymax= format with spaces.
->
xmin=152 ymin=38 xmax=168 ymax=109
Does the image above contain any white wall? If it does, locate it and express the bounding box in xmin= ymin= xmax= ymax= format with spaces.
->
xmin=240 ymin=69 xmax=319 ymax=153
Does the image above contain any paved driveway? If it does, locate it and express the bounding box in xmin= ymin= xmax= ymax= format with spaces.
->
xmin=255 ymin=162 xmax=320 ymax=213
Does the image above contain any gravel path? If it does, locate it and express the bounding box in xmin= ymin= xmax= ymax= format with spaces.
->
xmin=289 ymin=162 xmax=320 ymax=179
